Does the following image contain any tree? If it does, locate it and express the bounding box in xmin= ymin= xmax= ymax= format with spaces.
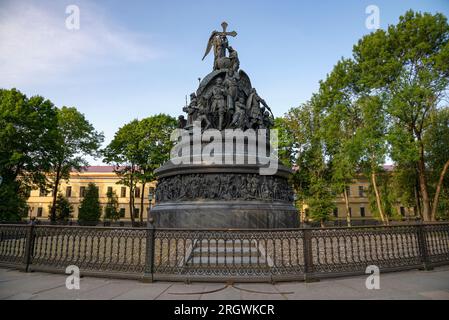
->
xmin=353 ymin=10 xmax=449 ymax=221
xmin=356 ymin=95 xmax=390 ymax=224
xmin=274 ymin=117 xmax=297 ymax=167
xmin=78 ymin=183 xmax=101 ymax=225
xmin=0 ymin=89 xmax=58 ymax=221
xmin=424 ymin=107 xmax=449 ymax=219
xmin=49 ymin=193 xmax=73 ymax=222
xmin=308 ymin=175 xmax=336 ymax=227
xmin=276 ymin=100 xmax=335 ymax=226
xmin=134 ymin=115 xmax=177 ymax=223
xmin=48 ymin=107 xmax=104 ymax=222
xmin=316 ymin=59 xmax=362 ymax=226
xmin=104 ymin=189 xmax=120 ymax=221
xmin=103 ymin=119 xmax=141 ymax=224
xmin=103 ymin=114 xmax=177 ymax=224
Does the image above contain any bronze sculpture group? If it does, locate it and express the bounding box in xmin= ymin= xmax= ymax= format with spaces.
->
xmin=181 ymin=22 xmax=274 ymax=131
xmin=152 ymin=22 xmax=298 ymax=228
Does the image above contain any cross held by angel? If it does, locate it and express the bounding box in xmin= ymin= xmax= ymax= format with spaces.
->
xmin=202 ymin=21 xmax=238 ymax=71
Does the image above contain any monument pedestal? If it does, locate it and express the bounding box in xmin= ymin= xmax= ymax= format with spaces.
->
xmin=152 ymin=160 xmax=299 ymax=228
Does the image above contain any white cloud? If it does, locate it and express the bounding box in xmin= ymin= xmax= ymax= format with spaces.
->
xmin=0 ymin=1 xmax=157 ymax=87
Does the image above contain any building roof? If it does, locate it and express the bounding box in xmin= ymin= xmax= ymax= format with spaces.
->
xmin=78 ymin=166 xmax=116 ymax=173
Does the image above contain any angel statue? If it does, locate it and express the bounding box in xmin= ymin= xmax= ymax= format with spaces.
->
xmin=202 ymin=21 xmax=237 ymax=70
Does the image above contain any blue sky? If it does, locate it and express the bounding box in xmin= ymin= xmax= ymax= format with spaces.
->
xmin=1 ymin=0 xmax=448 ymax=164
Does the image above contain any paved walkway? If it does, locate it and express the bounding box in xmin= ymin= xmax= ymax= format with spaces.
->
xmin=1 ymin=266 xmax=449 ymax=300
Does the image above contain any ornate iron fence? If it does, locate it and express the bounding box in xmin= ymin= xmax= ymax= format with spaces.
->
xmin=0 ymin=223 xmax=448 ymax=282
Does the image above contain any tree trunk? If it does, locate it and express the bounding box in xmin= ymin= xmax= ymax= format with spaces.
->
xmin=343 ymin=187 xmax=351 ymax=227
xmin=417 ymin=147 xmax=431 ymax=221
xmin=414 ymin=180 xmax=422 ymax=219
xmin=431 ymin=159 xmax=449 ymax=221
xmin=371 ymin=172 xmax=389 ymax=225
xmin=140 ymin=182 xmax=146 ymax=224
xmin=129 ymin=170 xmax=135 ymax=225
xmin=50 ymin=165 xmax=61 ymax=222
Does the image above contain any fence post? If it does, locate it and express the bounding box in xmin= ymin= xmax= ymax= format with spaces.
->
xmin=303 ymin=228 xmax=318 ymax=282
xmin=142 ymin=223 xmax=155 ymax=282
xmin=417 ymin=224 xmax=433 ymax=271
xmin=23 ymin=222 xmax=35 ymax=272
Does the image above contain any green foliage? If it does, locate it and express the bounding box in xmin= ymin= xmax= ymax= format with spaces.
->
xmin=274 ymin=117 xmax=296 ymax=167
xmin=0 ymin=181 xmax=28 ymax=221
xmin=0 ymin=88 xmax=58 ymax=221
xmin=49 ymin=193 xmax=73 ymax=222
xmin=353 ymin=10 xmax=449 ymax=220
xmin=48 ymin=106 xmax=104 ymax=222
xmin=103 ymin=114 xmax=177 ymax=222
xmin=104 ymin=189 xmax=120 ymax=221
xmin=307 ymin=176 xmax=335 ymax=225
xmin=279 ymin=10 xmax=449 ymax=222
xmin=279 ymin=100 xmax=335 ymax=224
xmin=78 ymin=183 xmax=101 ymax=225
xmin=367 ymin=172 xmax=398 ymax=219
xmin=425 ymin=107 xmax=449 ymax=182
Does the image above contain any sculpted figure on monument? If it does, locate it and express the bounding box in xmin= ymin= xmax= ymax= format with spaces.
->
xmin=202 ymin=22 xmax=237 ymax=71
xmin=224 ymin=69 xmax=239 ymax=114
xmin=177 ymin=115 xmax=187 ymax=129
xmin=247 ymin=88 xmax=271 ymax=129
xmin=183 ymin=93 xmax=199 ymax=126
xmin=208 ymin=77 xmax=227 ymax=130
xmin=228 ymin=46 xmax=240 ymax=72
xmin=155 ymin=173 xmax=293 ymax=202
xmin=230 ymin=97 xmax=247 ymax=129
xmin=197 ymin=96 xmax=212 ymax=130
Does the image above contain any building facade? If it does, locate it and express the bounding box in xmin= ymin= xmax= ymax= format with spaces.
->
xmin=26 ymin=166 xmax=416 ymax=222
xmin=27 ymin=166 xmax=156 ymax=221
xmin=299 ymin=165 xmax=417 ymax=223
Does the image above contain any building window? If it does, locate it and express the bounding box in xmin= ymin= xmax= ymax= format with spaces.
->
xmin=39 ymin=188 xmax=47 ymax=197
xmin=80 ymin=186 xmax=86 ymax=198
xmin=358 ymin=186 xmax=364 ymax=197
xmin=107 ymin=186 xmax=113 ymax=195
xmin=134 ymin=187 xmax=140 ymax=198
xmin=37 ymin=207 xmax=43 ymax=217
xmin=400 ymin=207 xmax=405 ymax=217
xmin=119 ymin=208 xmax=126 ymax=218
xmin=134 ymin=208 xmax=140 ymax=218
xmin=360 ymin=207 xmax=365 ymax=217
xmin=333 ymin=207 xmax=338 ymax=218
xmin=121 ymin=187 xmax=126 ymax=198
xmin=66 ymin=186 xmax=72 ymax=198
xmin=349 ymin=207 xmax=352 ymax=217
xmin=345 ymin=186 xmax=351 ymax=197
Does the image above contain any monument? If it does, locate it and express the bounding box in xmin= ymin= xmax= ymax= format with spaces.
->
xmin=151 ymin=22 xmax=299 ymax=228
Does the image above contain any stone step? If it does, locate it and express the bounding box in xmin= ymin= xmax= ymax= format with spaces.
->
xmin=192 ymin=246 xmax=259 ymax=255
xmin=195 ymin=239 xmax=257 ymax=248
xmin=184 ymin=239 xmax=271 ymax=266
xmin=187 ymin=256 xmax=267 ymax=265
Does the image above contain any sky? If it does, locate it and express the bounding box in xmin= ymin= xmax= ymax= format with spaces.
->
xmin=1 ymin=0 xmax=449 ymax=165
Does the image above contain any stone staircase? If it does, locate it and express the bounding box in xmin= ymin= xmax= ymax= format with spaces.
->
xmin=183 ymin=239 xmax=273 ymax=267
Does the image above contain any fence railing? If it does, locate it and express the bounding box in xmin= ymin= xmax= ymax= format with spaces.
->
xmin=0 ymin=223 xmax=448 ymax=282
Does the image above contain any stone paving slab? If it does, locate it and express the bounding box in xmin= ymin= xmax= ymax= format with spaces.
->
xmin=1 ymin=266 xmax=449 ymax=300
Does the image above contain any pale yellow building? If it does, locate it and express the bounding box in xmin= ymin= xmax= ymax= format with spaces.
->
xmin=299 ymin=165 xmax=417 ymax=223
xmin=27 ymin=165 xmax=416 ymax=223
xmin=27 ymin=166 xmax=156 ymax=221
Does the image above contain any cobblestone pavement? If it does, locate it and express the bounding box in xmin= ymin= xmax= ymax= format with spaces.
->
xmin=1 ymin=266 xmax=449 ymax=300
